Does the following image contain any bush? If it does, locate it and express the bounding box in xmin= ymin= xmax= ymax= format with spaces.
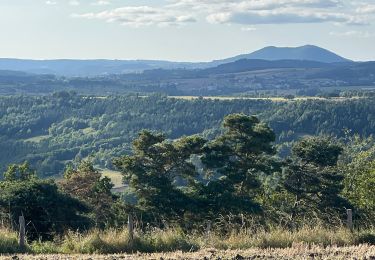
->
xmin=356 ymin=231 xmax=375 ymax=245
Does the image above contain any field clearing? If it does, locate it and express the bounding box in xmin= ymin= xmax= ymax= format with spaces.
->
xmin=82 ymin=127 xmax=96 ymax=135
xmin=2 ymin=245 xmax=374 ymax=259
xmin=23 ymin=135 xmax=50 ymax=143
xmin=100 ymin=169 xmax=124 ymax=189
xmin=168 ymin=96 xmax=362 ymax=102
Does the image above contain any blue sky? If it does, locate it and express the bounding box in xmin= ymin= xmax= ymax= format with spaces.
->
xmin=0 ymin=0 xmax=374 ymax=61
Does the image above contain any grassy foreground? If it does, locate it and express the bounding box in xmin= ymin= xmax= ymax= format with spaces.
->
xmin=1 ymin=226 xmax=375 ymax=256
xmin=1 ymin=246 xmax=374 ymax=260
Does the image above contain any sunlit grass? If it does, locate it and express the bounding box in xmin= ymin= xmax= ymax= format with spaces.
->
xmin=23 ymin=135 xmax=50 ymax=143
xmin=0 ymin=228 xmax=21 ymax=254
xmin=99 ymin=169 xmax=124 ymax=189
xmin=167 ymin=96 xmax=361 ymax=102
xmin=1 ymin=226 xmax=374 ymax=256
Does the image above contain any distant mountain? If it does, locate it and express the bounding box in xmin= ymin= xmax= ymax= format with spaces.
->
xmin=0 ymin=45 xmax=353 ymax=76
xmin=0 ymin=59 xmax=198 ymax=77
xmin=216 ymin=45 xmax=351 ymax=64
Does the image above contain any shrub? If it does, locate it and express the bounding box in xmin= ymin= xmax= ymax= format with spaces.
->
xmin=356 ymin=231 xmax=375 ymax=245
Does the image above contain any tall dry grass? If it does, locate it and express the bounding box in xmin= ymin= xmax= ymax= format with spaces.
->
xmin=0 ymin=228 xmax=21 ymax=254
xmin=1 ymin=225 xmax=374 ymax=255
xmin=204 ymin=225 xmax=355 ymax=250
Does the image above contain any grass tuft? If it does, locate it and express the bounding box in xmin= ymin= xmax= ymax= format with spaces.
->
xmin=0 ymin=228 xmax=21 ymax=254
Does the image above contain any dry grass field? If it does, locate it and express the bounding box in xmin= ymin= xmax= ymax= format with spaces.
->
xmin=2 ymin=226 xmax=375 ymax=259
xmin=100 ymin=169 xmax=124 ymax=189
xmin=167 ymin=96 xmax=361 ymax=102
xmin=1 ymin=245 xmax=375 ymax=259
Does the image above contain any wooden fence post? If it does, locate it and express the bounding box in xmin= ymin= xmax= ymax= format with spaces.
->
xmin=206 ymin=220 xmax=212 ymax=239
xmin=346 ymin=209 xmax=353 ymax=230
xmin=128 ymin=213 xmax=134 ymax=242
xmin=19 ymin=215 xmax=25 ymax=250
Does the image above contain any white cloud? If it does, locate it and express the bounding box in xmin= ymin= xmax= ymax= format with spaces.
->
xmin=45 ymin=0 xmax=110 ymax=6
xmin=241 ymin=26 xmax=257 ymax=31
xmin=170 ymin=0 xmax=368 ymax=25
xmin=330 ymin=30 xmax=375 ymax=38
xmin=207 ymin=8 xmax=366 ymax=25
xmin=168 ymin=0 xmax=341 ymax=11
xmin=74 ymin=0 xmax=372 ymax=27
xmin=45 ymin=0 xmax=57 ymax=5
xmin=356 ymin=4 xmax=375 ymax=14
xmin=74 ymin=6 xmax=196 ymax=27
xmin=92 ymin=0 xmax=110 ymax=6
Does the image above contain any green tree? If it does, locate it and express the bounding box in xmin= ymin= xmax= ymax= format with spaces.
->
xmin=197 ymin=114 xmax=279 ymax=219
xmin=3 ymin=162 xmax=36 ymax=181
xmin=0 ymin=163 xmax=89 ymax=240
xmin=341 ymin=143 xmax=375 ymax=224
xmin=283 ymin=137 xmax=350 ymax=224
xmin=114 ymin=130 xmax=206 ymax=225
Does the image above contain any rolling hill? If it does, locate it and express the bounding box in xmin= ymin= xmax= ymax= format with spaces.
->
xmin=216 ymin=45 xmax=351 ymax=64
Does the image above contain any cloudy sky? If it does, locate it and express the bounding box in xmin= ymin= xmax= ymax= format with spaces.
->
xmin=0 ymin=0 xmax=374 ymax=61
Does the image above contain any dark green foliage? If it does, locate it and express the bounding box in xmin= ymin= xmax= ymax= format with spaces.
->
xmin=198 ymin=114 xmax=279 ymax=218
xmin=114 ymin=130 xmax=206 ymax=225
xmin=340 ymin=137 xmax=375 ymax=225
xmin=0 ymin=164 xmax=90 ymax=239
xmin=1 ymin=93 xmax=375 ymax=176
xmin=115 ymin=114 xmax=281 ymax=227
xmin=3 ymin=162 xmax=36 ymax=181
xmin=292 ymin=137 xmax=343 ymax=167
xmin=356 ymin=232 xmax=375 ymax=245
xmin=282 ymin=137 xmax=350 ymax=225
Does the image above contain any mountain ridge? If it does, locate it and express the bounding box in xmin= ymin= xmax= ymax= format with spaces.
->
xmin=215 ymin=45 xmax=351 ymax=64
xmin=0 ymin=45 xmax=352 ymax=76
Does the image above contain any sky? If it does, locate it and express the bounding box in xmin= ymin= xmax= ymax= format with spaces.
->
xmin=0 ymin=0 xmax=374 ymax=61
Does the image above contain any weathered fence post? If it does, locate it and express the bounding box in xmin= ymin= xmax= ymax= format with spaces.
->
xmin=19 ymin=215 xmax=25 ymax=250
xmin=346 ymin=209 xmax=353 ymax=230
xmin=128 ymin=213 xmax=134 ymax=243
xmin=241 ymin=213 xmax=245 ymax=228
xmin=206 ymin=220 xmax=212 ymax=239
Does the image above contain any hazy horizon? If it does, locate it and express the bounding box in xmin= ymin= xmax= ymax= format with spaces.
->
xmin=0 ymin=44 xmax=361 ymax=63
xmin=0 ymin=1 xmax=374 ymax=62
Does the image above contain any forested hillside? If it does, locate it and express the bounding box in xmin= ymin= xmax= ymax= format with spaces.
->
xmin=1 ymin=92 xmax=375 ymax=176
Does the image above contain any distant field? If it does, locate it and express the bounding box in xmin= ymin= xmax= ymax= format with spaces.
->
xmin=168 ymin=96 xmax=361 ymax=102
xmin=3 ymin=246 xmax=374 ymax=259
xmin=100 ymin=169 xmax=125 ymax=191
xmin=23 ymin=135 xmax=50 ymax=143
xmin=82 ymin=127 xmax=96 ymax=135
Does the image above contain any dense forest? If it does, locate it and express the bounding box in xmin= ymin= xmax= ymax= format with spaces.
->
xmin=1 ymin=92 xmax=375 ymax=176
